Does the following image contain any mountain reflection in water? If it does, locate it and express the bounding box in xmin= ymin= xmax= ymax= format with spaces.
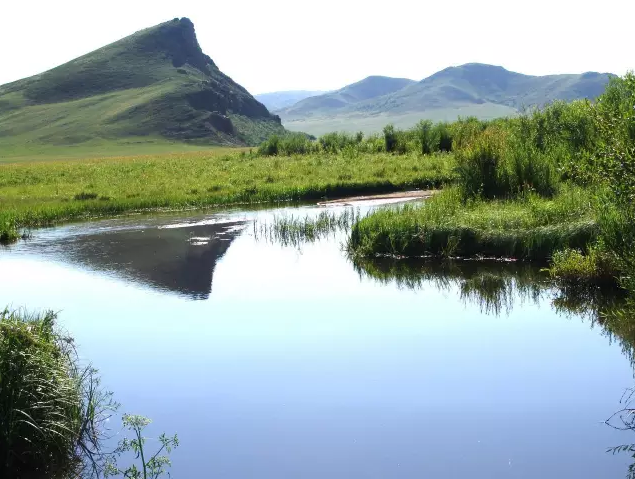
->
xmin=57 ymin=220 xmax=246 ymax=299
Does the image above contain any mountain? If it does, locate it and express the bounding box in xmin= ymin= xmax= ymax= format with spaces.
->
xmin=0 ymin=18 xmax=284 ymax=149
xmin=255 ymin=90 xmax=326 ymax=111
xmin=279 ymin=76 xmax=416 ymax=117
xmin=279 ymin=64 xmax=612 ymax=136
xmin=360 ymin=64 xmax=612 ymax=113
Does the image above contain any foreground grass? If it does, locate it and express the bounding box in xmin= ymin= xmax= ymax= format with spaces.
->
xmin=0 ymin=309 xmax=92 ymax=478
xmin=349 ymin=186 xmax=599 ymax=261
xmin=0 ymin=150 xmax=455 ymax=241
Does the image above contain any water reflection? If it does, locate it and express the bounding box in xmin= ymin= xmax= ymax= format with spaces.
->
xmin=354 ymin=256 xmax=633 ymax=349
xmin=51 ymin=220 xmax=245 ymax=299
xmin=353 ymin=257 xmax=547 ymax=315
xmin=2 ymin=206 xmax=635 ymax=477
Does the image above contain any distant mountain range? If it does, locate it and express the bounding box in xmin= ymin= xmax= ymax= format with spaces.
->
xmin=255 ymin=90 xmax=327 ymax=111
xmin=280 ymin=77 xmax=415 ymax=117
xmin=276 ymin=64 xmax=612 ymax=136
xmin=0 ymin=19 xmax=614 ymax=150
xmin=0 ymin=18 xmax=284 ymax=149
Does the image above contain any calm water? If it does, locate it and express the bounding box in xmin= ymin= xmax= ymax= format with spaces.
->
xmin=0 ymin=202 xmax=633 ymax=478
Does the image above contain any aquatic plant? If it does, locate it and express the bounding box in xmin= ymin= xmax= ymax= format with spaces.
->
xmin=255 ymin=207 xmax=363 ymax=248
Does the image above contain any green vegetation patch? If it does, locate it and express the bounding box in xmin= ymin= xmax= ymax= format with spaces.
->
xmin=0 ymin=150 xmax=455 ymax=241
xmin=349 ymin=187 xmax=598 ymax=261
xmin=0 ymin=309 xmax=101 ymax=478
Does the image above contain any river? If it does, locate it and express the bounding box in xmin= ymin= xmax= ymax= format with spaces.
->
xmin=0 ymin=200 xmax=632 ymax=478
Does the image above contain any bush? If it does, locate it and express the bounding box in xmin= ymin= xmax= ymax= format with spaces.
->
xmin=319 ymin=132 xmax=357 ymax=153
xmin=257 ymin=135 xmax=280 ymax=156
xmin=592 ymin=73 xmax=635 ymax=289
xmin=450 ymin=117 xmax=488 ymax=151
xmin=454 ymin=126 xmax=508 ymax=199
xmin=383 ymin=125 xmax=397 ymax=153
xmin=455 ymin=125 xmax=557 ymax=200
xmin=434 ymin=122 xmax=453 ymax=152
xmin=416 ymin=120 xmax=435 ymax=155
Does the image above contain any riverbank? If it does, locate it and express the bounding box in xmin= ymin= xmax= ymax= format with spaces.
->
xmin=348 ymin=186 xmax=598 ymax=260
xmin=0 ymin=150 xmax=455 ymax=242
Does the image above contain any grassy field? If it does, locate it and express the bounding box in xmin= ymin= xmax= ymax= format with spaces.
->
xmin=0 ymin=139 xmax=246 ymax=163
xmin=348 ymin=186 xmax=599 ymax=261
xmin=0 ymin=150 xmax=455 ymax=241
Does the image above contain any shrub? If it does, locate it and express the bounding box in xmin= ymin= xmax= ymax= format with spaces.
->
xmin=319 ymin=132 xmax=357 ymax=153
xmin=455 ymin=125 xmax=557 ymax=200
xmin=592 ymin=73 xmax=635 ymax=289
xmin=434 ymin=122 xmax=453 ymax=152
xmin=416 ymin=120 xmax=435 ymax=155
xmin=454 ymin=126 xmax=508 ymax=199
xmin=383 ymin=124 xmax=397 ymax=153
xmin=257 ymin=135 xmax=280 ymax=156
xmin=450 ymin=117 xmax=488 ymax=151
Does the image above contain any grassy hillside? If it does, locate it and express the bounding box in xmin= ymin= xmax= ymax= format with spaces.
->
xmin=373 ymin=63 xmax=612 ymax=113
xmin=0 ymin=17 xmax=284 ymax=153
xmin=280 ymin=64 xmax=611 ymax=136
xmin=255 ymin=90 xmax=326 ymax=111
xmin=280 ymin=76 xmax=415 ymax=117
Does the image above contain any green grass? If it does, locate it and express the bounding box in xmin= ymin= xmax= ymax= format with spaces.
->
xmin=0 ymin=140 xmax=247 ymax=163
xmin=0 ymin=309 xmax=102 ymax=478
xmin=547 ymin=246 xmax=618 ymax=285
xmin=255 ymin=208 xmax=363 ymax=248
xmin=0 ymin=150 xmax=455 ymax=241
xmin=349 ymin=186 xmax=598 ymax=261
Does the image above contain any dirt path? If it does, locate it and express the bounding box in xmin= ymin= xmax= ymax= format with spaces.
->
xmin=317 ymin=189 xmax=439 ymax=206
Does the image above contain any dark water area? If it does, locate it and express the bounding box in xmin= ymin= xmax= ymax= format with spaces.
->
xmin=0 ymin=202 xmax=633 ymax=478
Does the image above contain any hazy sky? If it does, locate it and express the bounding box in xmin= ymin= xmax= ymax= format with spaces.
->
xmin=2 ymin=0 xmax=633 ymax=94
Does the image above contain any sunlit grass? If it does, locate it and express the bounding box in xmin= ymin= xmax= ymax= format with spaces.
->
xmin=348 ymin=186 xmax=599 ymax=261
xmin=0 ymin=150 xmax=454 ymax=241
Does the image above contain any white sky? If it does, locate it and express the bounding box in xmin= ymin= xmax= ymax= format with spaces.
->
xmin=1 ymin=0 xmax=633 ymax=94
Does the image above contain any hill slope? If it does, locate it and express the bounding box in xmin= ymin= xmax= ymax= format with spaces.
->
xmin=358 ymin=63 xmax=612 ymax=113
xmin=255 ymin=90 xmax=326 ymax=111
xmin=279 ymin=76 xmax=416 ymax=117
xmin=280 ymin=64 xmax=612 ymax=136
xmin=0 ymin=18 xmax=284 ymax=150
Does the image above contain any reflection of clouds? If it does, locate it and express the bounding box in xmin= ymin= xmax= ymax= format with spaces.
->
xmin=50 ymin=220 xmax=246 ymax=300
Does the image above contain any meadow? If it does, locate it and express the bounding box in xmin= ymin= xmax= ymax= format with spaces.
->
xmin=0 ymin=137 xmax=242 ymax=163
xmin=0 ymin=148 xmax=454 ymax=242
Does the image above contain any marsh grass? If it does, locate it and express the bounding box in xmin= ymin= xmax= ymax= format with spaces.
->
xmin=547 ymin=245 xmax=619 ymax=285
xmin=255 ymin=208 xmax=363 ymax=249
xmin=0 ymin=308 xmax=114 ymax=479
xmin=349 ymin=186 xmax=598 ymax=260
xmin=0 ymin=150 xmax=455 ymax=243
